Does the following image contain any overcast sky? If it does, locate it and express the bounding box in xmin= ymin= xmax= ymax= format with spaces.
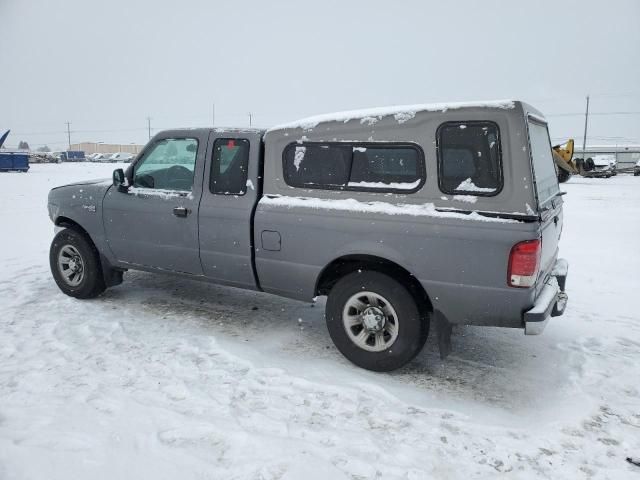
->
xmin=1 ymin=0 xmax=639 ymax=149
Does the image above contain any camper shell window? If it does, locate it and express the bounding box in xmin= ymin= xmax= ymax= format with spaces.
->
xmin=437 ymin=121 xmax=503 ymax=196
xmin=283 ymin=142 xmax=425 ymax=193
xmin=527 ymin=119 xmax=559 ymax=206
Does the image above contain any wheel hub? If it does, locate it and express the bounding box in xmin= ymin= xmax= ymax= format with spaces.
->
xmin=57 ymin=244 xmax=85 ymax=287
xmin=68 ymin=257 xmax=80 ymax=271
xmin=361 ymin=306 xmax=386 ymax=332
xmin=341 ymin=291 xmax=400 ymax=353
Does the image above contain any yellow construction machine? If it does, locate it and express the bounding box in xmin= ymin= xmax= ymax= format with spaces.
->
xmin=552 ymin=139 xmax=595 ymax=183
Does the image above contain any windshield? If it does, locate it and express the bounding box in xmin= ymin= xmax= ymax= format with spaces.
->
xmin=528 ymin=120 xmax=559 ymax=206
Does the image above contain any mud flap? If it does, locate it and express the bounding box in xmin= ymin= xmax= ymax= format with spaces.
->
xmin=434 ymin=311 xmax=452 ymax=360
xmin=100 ymin=253 xmax=125 ymax=287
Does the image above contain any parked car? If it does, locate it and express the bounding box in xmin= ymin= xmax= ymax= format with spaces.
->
xmin=49 ymin=152 xmax=64 ymax=163
xmin=47 ymin=100 xmax=568 ymax=371
xmin=634 ymin=159 xmax=640 ymax=176
xmin=87 ymin=152 xmax=111 ymax=162
xmin=108 ymin=152 xmax=135 ymax=163
xmin=584 ymin=154 xmax=616 ymax=178
xmin=90 ymin=153 xmax=112 ymax=163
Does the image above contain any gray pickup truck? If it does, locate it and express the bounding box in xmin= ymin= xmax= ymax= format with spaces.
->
xmin=48 ymin=100 xmax=568 ymax=371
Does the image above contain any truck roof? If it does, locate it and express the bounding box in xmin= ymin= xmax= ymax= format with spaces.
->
xmin=161 ymin=127 xmax=266 ymax=135
xmin=266 ymin=99 xmax=535 ymax=133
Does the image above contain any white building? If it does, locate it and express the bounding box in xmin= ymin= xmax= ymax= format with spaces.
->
xmin=575 ymin=145 xmax=640 ymax=172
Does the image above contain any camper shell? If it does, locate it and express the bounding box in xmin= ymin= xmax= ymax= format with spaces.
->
xmin=255 ymin=100 xmax=566 ymax=331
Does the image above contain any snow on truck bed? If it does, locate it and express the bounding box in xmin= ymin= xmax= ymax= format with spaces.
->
xmin=1 ymin=164 xmax=640 ymax=480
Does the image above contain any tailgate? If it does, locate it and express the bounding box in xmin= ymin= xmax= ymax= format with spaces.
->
xmin=537 ymin=201 xmax=563 ymax=292
xmin=526 ymin=117 xmax=564 ymax=293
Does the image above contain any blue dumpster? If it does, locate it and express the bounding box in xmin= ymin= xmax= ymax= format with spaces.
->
xmin=0 ymin=151 xmax=30 ymax=172
xmin=0 ymin=129 xmax=30 ymax=172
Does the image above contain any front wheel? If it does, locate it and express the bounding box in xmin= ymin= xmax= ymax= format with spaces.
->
xmin=326 ymin=271 xmax=429 ymax=372
xmin=50 ymin=228 xmax=106 ymax=299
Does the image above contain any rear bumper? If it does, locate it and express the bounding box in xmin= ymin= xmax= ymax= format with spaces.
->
xmin=524 ymin=258 xmax=568 ymax=335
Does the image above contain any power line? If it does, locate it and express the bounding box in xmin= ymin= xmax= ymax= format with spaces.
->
xmin=547 ymin=111 xmax=640 ymax=117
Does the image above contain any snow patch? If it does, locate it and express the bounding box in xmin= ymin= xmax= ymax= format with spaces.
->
xmin=293 ymin=146 xmax=306 ymax=171
xmin=129 ymin=187 xmax=193 ymax=200
xmin=455 ymin=178 xmax=496 ymax=193
xmin=394 ymin=111 xmax=416 ymax=123
xmin=453 ymin=195 xmax=478 ymax=204
xmin=267 ymin=100 xmax=516 ymax=132
xmin=346 ymin=179 xmax=421 ymax=190
xmin=260 ymin=195 xmax=517 ymax=223
xmin=360 ymin=116 xmax=380 ymax=126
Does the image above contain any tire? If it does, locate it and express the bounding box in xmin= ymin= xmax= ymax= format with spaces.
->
xmin=49 ymin=228 xmax=106 ymax=299
xmin=325 ymin=271 xmax=429 ymax=372
xmin=557 ymin=169 xmax=571 ymax=183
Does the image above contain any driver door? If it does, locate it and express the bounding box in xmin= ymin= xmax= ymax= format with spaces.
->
xmin=102 ymin=132 xmax=206 ymax=275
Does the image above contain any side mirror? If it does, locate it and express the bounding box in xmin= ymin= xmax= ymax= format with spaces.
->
xmin=112 ymin=168 xmax=128 ymax=192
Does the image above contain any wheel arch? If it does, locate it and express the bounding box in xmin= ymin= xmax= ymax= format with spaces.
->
xmin=55 ymin=216 xmax=93 ymax=242
xmin=315 ymin=254 xmax=433 ymax=315
xmin=54 ymin=216 xmax=124 ymax=287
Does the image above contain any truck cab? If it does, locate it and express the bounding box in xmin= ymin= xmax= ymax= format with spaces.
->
xmin=110 ymin=128 xmax=264 ymax=287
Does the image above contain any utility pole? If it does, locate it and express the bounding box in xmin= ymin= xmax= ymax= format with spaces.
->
xmin=248 ymin=112 xmax=253 ymax=127
xmin=581 ymin=95 xmax=590 ymax=158
xmin=212 ymin=103 xmax=215 ymax=127
xmin=147 ymin=116 xmax=151 ymax=140
xmin=65 ymin=121 xmax=71 ymax=149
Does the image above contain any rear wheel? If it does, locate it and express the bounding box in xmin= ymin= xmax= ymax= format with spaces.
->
xmin=50 ymin=228 xmax=106 ymax=299
xmin=325 ymin=271 xmax=429 ymax=372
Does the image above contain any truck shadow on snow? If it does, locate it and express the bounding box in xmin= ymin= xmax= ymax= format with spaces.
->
xmin=101 ymin=271 xmax=572 ymax=412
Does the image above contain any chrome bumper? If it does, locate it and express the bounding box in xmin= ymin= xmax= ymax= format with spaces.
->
xmin=524 ymin=258 xmax=568 ymax=335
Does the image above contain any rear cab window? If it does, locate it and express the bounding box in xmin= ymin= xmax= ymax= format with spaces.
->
xmin=527 ymin=118 xmax=560 ymax=207
xmin=437 ymin=121 xmax=502 ymax=196
xmin=283 ymin=143 xmax=425 ymax=192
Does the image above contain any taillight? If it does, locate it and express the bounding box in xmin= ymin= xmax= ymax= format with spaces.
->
xmin=508 ymin=239 xmax=541 ymax=288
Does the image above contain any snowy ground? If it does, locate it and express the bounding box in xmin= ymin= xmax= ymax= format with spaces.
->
xmin=0 ymin=164 xmax=639 ymax=479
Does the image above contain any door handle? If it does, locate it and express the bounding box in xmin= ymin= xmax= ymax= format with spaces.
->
xmin=173 ymin=206 xmax=189 ymax=217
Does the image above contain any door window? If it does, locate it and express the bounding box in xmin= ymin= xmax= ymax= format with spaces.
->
xmin=133 ymin=138 xmax=198 ymax=191
xmin=210 ymin=138 xmax=250 ymax=195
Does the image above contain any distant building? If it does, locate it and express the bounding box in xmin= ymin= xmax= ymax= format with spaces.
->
xmin=70 ymin=142 xmax=145 ymax=155
xmin=575 ymin=145 xmax=640 ymax=171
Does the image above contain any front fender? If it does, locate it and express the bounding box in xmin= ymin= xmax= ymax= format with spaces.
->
xmin=47 ymin=181 xmax=113 ymax=262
